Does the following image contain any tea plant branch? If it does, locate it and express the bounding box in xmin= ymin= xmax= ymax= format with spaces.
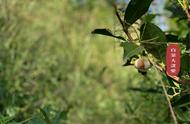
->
xmin=150 ymin=59 xmax=189 ymax=84
xmin=161 ymin=80 xmax=178 ymax=124
xmin=129 ymin=23 xmax=141 ymax=41
xmin=185 ymin=9 xmax=190 ymax=21
xmin=177 ymin=0 xmax=190 ymax=21
xmin=151 ymin=59 xmax=178 ymax=124
xmin=113 ymin=3 xmax=133 ymax=41
xmin=113 ymin=1 xmax=189 ymax=84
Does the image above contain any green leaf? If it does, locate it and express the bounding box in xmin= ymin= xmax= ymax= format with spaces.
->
xmin=52 ymin=110 xmax=69 ymax=124
xmin=91 ymin=29 xmax=126 ymax=41
xmin=165 ymin=1 xmax=186 ymax=19
xmin=167 ymin=76 xmax=176 ymax=87
xmin=174 ymin=107 xmax=190 ymax=122
xmin=40 ymin=108 xmax=51 ymax=124
xmin=125 ymin=103 xmax=134 ymax=114
xmin=172 ymin=94 xmax=190 ymax=107
xmin=140 ymin=23 xmax=167 ymax=62
xmin=0 ymin=116 xmax=13 ymax=124
xmin=121 ymin=42 xmax=144 ymax=61
xmin=124 ymin=0 xmax=153 ymax=27
xmin=181 ymin=54 xmax=190 ymax=73
xmin=28 ymin=117 xmax=44 ymax=124
xmin=143 ymin=14 xmax=157 ymax=22
xmin=166 ymin=34 xmax=184 ymax=43
xmin=122 ymin=60 xmax=132 ymax=66
xmin=167 ymin=88 xmax=175 ymax=95
xmin=185 ymin=31 xmax=190 ymax=49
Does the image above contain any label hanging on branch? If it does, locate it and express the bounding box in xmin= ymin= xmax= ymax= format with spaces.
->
xmin=166 ymin=44 xmax=180 ymax=76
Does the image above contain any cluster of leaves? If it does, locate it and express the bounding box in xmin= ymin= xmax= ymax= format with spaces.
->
xmin=0 ymin=106 xmax=70 ymax=124
xmin=92 ymin=0 xmax=190 ymax=123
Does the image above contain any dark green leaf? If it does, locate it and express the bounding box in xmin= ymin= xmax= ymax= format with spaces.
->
xmin=138 ymin=70 xmax=147 ymax=75
xmin=165 ymin=1 xmax=186 ymax=19
xmin=121 ymin=42 xmax=144 ymax=61
xmin=40 ymin=108 xmax=51 ymax=124
xmin=167 ymin=88 xmax=175 ymax=95
xmin=166 ymin=34 xmax=184 ymax=43
xmin=161 ymin=72 xmax=176 ymax=86
xmin=143 ymin=14 xmax=157 ymax=23
xmin=52 ymin=110 xmax=69 ymax=124
xmin=122 ymin=60 xmax=132 ymax=66
xmin=0 ymin=116 xmax=13 ymax=124
xmin=91 ymin=29 xmax=126 ymax=41
xmin=125 ymin=103 xmax=134 ymax=114
xmin=172 ymin=94 xmax=190 ymax=107
xmin=28 ymin=117 xmax=44 ymax=124
xmin=140 ymin=23 xmax=167 ymax=62
xmin=185 ymin=31 xmax=190 ymax=49
xmin=174 ymin=107 xmax=190 ymax=122
xmin=124 ymin=0 xmax=153 ymax=27
xmin=181 ymin=54 xmax=190 ymax=74
xmin=167 ymin=76 xmax=176 ymax=87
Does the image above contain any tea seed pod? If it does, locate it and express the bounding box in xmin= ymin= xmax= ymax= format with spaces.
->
xmin=134 ymin=58 xmax=151 ymax=72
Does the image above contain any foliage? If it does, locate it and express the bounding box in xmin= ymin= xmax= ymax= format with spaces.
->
xmin=92 ymin=0 xmax=190 ymax=123
xmin=1 ymin=0 xmax=190 ymax=124
xmin=0 ymin=0 xmax=169 ymax=123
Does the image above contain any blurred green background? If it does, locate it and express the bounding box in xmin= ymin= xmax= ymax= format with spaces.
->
xmin=0 ymin=0 xmax=173 ymax=123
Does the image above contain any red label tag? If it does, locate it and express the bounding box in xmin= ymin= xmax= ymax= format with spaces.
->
xmin=166 ymin=44 xmax=180 ymax=76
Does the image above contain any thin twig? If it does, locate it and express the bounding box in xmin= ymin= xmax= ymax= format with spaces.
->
xmin=113 ymin=3 xmax=133 ymax=41
xmin=177 ymin=0 xmax=190 ymax=22
xmin=150 ymin=59 xmax=178 ymax=124
xmin=185 ymin=9 xmax=190 ymax=22
xmin=150 ymin=59 xmax=190 ymax=84
xmin=161 ymin=80 xmax=178 ymax=124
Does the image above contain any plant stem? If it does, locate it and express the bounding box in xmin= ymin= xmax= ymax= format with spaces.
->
xmin=177 ymin=0 xmax=190 ymax=22
xmin=149 ymin=59 xmax=190 ymax=84
xmin=113 ymin=3 xmax=133 ymax=41
xmin=151 ymin=60 xmax=178 ymax=124
xmin=161 ymin=80 xmax=178 ymax=124
xmin=185 ymin=9 xmax=190 ymax=22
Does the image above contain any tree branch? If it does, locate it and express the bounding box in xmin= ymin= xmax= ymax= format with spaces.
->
xmin=113 ymin=3 xmax=133 ymax=41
